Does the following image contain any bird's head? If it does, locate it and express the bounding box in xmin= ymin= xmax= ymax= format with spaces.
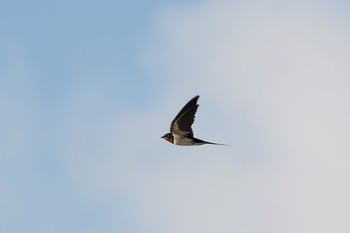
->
xmin=161 ymin=133 xmax=173 ymax=144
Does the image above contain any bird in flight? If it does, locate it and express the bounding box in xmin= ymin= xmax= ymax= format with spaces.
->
xmin=161 ymin=95 xmax=229 ymax=146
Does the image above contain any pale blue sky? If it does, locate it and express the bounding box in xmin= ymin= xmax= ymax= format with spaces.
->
xmin=1 ymin=1 xmax=350 ymax=233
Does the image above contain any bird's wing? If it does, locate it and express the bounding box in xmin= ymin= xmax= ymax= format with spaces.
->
xmin=170 ymin=95 xmax=199 ymax=137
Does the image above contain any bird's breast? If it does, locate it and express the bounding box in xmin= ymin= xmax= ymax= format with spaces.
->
xmin=173 ymin=134 xmax=198 ymax=146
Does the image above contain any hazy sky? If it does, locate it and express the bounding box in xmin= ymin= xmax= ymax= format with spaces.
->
xmin=1 ymin=0 xmax=350 ymax=233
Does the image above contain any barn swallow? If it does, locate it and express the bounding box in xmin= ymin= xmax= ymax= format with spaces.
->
xmin=161 ymin=95 xmax=229 ymax=146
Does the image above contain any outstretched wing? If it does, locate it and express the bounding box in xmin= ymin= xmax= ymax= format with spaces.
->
xmin=170 ymin=95 xmax=199 ymax=137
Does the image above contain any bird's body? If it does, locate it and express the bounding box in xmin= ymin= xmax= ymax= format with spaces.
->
xmin=173 ymin=134 xmax=205 ymax=146
xmin=161 ymin=95 xmax=228 ymax=146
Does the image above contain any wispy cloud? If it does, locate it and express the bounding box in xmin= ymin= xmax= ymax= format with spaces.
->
xmin=138 ymin=1 xmax=350 ymax=232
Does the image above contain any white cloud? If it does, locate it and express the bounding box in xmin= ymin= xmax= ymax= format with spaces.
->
xmin=137 ymin=1 xmax=350 ymax=232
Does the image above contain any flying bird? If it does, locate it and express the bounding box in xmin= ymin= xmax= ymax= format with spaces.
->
xmin=161 ymin=95 xmax=229 ymax=146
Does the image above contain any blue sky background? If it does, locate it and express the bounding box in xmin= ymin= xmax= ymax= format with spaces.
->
xmin=1 ymin=0 xmax=350 ymax=232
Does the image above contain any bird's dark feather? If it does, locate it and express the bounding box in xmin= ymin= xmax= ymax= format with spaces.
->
xmin=170 ymin=95 xmax=199 ymax=137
